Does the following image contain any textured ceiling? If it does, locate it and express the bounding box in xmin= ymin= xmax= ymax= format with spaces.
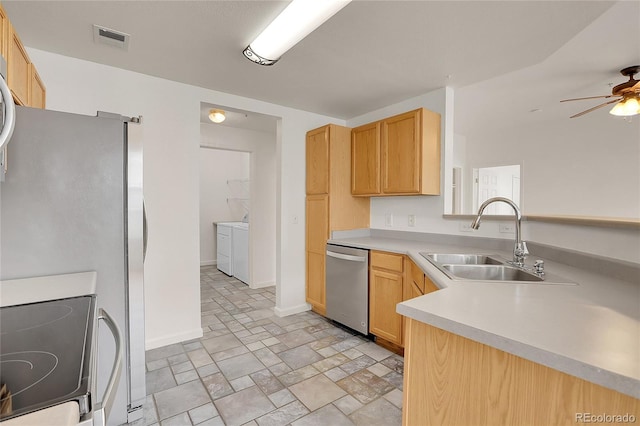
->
xmin=2 ymin=0 xmax=619 ymax=122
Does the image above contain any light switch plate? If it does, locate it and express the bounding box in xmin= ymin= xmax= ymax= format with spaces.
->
xmin=385 ymin=213 xmax=393 ymax=227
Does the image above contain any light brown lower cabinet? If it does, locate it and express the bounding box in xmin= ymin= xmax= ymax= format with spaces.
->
xmin=403 ymin=319 xmax=640 ymax=426
xmin=369 ymin=251 xmax=405 ymax=346
xmin=370 ymin=253 xmax=440 ymax=349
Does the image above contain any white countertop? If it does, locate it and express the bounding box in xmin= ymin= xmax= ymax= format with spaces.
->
xmin=1 ymin=401 xmax=79 ymax=426
xmin=328 ymin=235 xmax=640 ymax=399
xmin=0 ymin=271 xmax=97 ymax=307
xmin=214 ymin=221 xmax=249 ymax=229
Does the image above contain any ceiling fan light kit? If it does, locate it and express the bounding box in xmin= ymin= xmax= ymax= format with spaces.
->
xmin=243 ymin=0 xmax=351 ymax=66
xmin=562 ymin=65 xmax=640 ymax=118
xmin=609 ymin=94 xmax=640 ymax=116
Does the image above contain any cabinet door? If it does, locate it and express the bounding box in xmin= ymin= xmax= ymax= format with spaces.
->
xmin=306 ymin=251 xmax=326 ymax=314
xmin=306 ymin=126 xmax=330 ymax=195
xmin=306 ymin=195 xmax=329 ymax=313
xmin=381 ymin=109 xmax=421 ymax=194
xmin=28 ymin=63 xmax=46 ymax=109
xmin=306 ymin=195 xmax=329 ymax=253
xmin=369 ymin=268 xmax=404 ymax=345
xmin=0 ymin=5 xmax=8 ymax=60
xmin=7 ymin=22 xmax=29 ymax=106
xmin=351 ymin=121 xmax=381 ymax=195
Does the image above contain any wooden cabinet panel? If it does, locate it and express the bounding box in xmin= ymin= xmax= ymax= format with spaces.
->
xmin=306 ymin=251 xmax=326 ymax=314
xmin=403 ymin=319 xmax=640 ymax=426
xmin=28 ymin=63 xmax=45 ymax=109
xmin=369 ymin=268 xmax=404 ymax=345
xmin=382 ymin=110 xmax=421 ymax=194
xmin=409 ymin=258 xmax=425 ymax=293
xmin=350 ymin=108 xmax=441 ymax=197
xmin=0 ymin=5 xmax=46 ymax=108
xmin=306 ymin=126 xmax=329 ymax=195
xmin=306 ymin=195 xmax=329 ymax=253
xmin=0 ymin=5 xmax=8 ymax=60
xmin=351 ymin=121 xmax=380 ymax=196
xmin=7 ymin=22 xmax=29 ymax=106
xmin=306 ymin=194 xmax=329 ymax=314
xmin=370 ymin=251 xmax=403 ymax=272
xmin=424 ymin=274 xmax=439 ymax=294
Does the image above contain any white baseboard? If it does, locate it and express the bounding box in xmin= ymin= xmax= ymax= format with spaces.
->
xmin=274 ymin=302 xmax=311 ymax=317
xmin=200 ymin=260 xmax=216 ymax=266
xmin=251 ymin=280 xmax=275 ymax=289
xmin=145 ymin=327 xmax=204 ymax=350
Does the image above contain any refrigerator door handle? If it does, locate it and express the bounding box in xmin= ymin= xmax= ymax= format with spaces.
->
xmin=143 ymin=199 xmax=148 ymax=262
xmin=93 ymin=308 xmax=123 ymax=426
xmin=0 ymin=74 xmax=15 ymax=151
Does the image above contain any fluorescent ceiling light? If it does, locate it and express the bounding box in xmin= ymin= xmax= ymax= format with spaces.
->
xmin=609 ymin=94 xmax=640 ymax=116
xmin=243 ymin=0 xmax=351 ymax=66
xmin=209 ymin=109 xmax=226 ymax=123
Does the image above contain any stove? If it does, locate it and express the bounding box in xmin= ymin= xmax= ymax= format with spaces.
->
xmin=0 ymin=295 xmax=96 ymax=421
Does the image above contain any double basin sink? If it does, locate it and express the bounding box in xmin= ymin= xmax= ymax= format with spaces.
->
xmin=421 ymin=253 xmax=575 ymax=284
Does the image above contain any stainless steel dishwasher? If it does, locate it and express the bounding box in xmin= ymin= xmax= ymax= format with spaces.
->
xmin=325 ymin=244 xmax=369 ymax=335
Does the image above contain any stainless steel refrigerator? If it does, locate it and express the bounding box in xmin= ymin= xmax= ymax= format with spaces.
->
xmin=0 ymin=106 xmax=146 ymax=425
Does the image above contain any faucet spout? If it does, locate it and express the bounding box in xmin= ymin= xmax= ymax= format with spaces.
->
xmin=470 ymin=197 xmax=528 ymax=267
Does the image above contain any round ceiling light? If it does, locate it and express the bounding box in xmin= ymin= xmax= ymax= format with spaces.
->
xmin=208 ymin=109 xmax=226 ymax=123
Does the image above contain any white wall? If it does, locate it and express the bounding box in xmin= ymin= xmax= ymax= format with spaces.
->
xmin=28 ymin=47 xmax=344 ymax=353
xmin=199 ymin=149 xmax=249 ymax=266
xmin=200 ymin=124 xmax=277 ymax=288
xmin=464 ymin=113 xmax=640 ymax=218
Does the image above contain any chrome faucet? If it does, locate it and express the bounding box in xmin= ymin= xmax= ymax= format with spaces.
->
xmin=471 ymin=197 xmax=529 ymax=267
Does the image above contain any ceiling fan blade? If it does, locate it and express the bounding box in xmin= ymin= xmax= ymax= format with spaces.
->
xmin=561 ymin=95 xmax=615 ymax=102
xmin=570 ymin=99 xmax=620 ymax=118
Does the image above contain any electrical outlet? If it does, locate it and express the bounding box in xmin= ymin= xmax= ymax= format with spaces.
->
xmin=499 ymin=223 xmax=515 ymax=233
xmin=385 ymin=213 xmax=393 ymax=227
xmin=459 ymin=222 xmax=473 ymax=232
xmin=408 ymin=215 xmax=416 ymax=227
xmin=292 ymin=215 xmax=298 ymax=224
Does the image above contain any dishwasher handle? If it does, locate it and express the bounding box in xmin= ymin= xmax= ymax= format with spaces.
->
xmin=326 ymin=250 xmax=367 ymax=262
xmin=93 ymin=308 xmax=123 ymax=426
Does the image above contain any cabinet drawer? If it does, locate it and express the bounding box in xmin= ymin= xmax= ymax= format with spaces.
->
xmin=371 ymin=251 xmax=403 ymax=272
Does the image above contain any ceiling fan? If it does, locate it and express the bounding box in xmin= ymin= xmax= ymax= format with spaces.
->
xmin=561 ymin=65 xmax=640 ymax=118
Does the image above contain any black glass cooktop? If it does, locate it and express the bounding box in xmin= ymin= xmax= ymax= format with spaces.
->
xmin=0 ymin=295 xmax=96 ymax=421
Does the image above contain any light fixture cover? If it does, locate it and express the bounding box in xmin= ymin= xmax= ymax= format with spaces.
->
xmin=243 ymin=0 xmax=351 ymax=65
xmin=209 ymin=109 xmax=226 ymax=123
xmin=610 ymin=94 xmax=640 ymax=116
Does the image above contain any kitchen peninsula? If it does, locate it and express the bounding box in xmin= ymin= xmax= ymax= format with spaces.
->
xmin=328 ymin=230 xmax=640 ymax=425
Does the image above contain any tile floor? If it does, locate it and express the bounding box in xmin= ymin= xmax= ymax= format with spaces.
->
xmin=135 ymin=266 xmax=404 ymax=426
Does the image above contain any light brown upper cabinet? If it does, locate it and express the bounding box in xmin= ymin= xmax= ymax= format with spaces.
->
xmin=305 ymin=124 xmax=370 ymax=315
xmin=7 ymin=20 xmax=29 ymax=106
xmin=351 ymin=108 xmax=441 ymax=196
xmin=306 ymin=127 xmax=330 ymax=195
xmin=0 ymin=4 xmax=46 ymax=109
xmin=0 ymin=5 xmax=8 ymax=60
xmin=351 ymin=121 xmax=381 ymax=195
xmin=29 ymin=63 xmax=45 ymax=109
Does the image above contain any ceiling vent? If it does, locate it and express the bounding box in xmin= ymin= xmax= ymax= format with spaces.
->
xmin=93 ymin=24 xmax=130 ymax=50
